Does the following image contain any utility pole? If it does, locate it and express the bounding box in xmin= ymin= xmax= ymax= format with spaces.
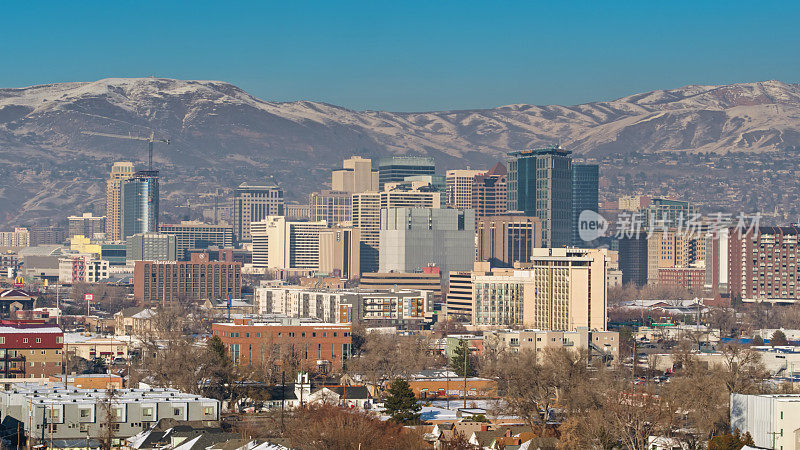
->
xmin=280 ymin=371 xmax=285 ymax=434
xmin=446 ymin=369 xmax=450 ymax=410
xmin=463 ymin=341 xmax=468 ymax=409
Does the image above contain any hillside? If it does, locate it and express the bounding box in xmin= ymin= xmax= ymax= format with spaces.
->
xmin=0 ymin=78 xmax=798 ymax=226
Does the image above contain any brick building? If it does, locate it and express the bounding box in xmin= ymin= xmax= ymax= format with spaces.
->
xmin=728 ymin=226 xmax=800 ymax=302
xmin=657 ymin=267 xmax=706 ymax=292
xmin=212 ymin=319 xmax=351 ymax=373
xmin=133 ymin=253 xmax=241 ymax=304
xmin=0 ymin=322 xmax=64 ymax=378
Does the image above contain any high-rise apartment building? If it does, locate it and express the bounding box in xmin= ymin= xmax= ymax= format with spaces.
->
xmin=251 ymin=216 xmax=328 ymax=270
xmin=507 ymin=147 xmax=572 ymax=248
xmin=309 ymin=190 xmax=352 ymax=225
xmin=106 ymin=162 xmax=135 ymax=241
xmin=319 ymin=227 xmax=361 ymax=279
xmin=476 ymin=215 xmax=542 ymax=267
xmin=727 ymin=226 xmax=800 ymax=302
xmin=67 ymin=213 xmax=106 ymax=239
xmin=446 ymin=169 xmax=484 ymax=209
xmin=232 ymin=182 xmax=285 ymax=242
xmin=120 ymin=170 xmax=159 ymax=240
xmin=379 ymin=208 xmax=475 ymax=281
xmin=378 ymin=156 xmax=435 ymax=189
xmin=133 ymin=253 xmax=241 ymax=304
xmin=472 ymin=162 xmax=508 ymax=219
xmin=571 ymin=164 xmax=599 ymax=246
xmin=472 ymin=248 xmax=607 ymax=330
xmin=352 ymin=182 xmax=442 ymax=273
xmin=332 ymin=156 xmax=379 ymax=193
xmin=159 ymin=221 xmax=234 ymax=260
xmin=126 ymin=232 xmax=177 ymax=262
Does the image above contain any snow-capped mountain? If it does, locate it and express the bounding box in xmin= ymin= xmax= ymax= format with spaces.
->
xmin=0 ymin=77 xmax=798 ymax=226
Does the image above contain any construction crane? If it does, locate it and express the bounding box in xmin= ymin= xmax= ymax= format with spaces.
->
xmin=81 ymin=130 xmax=169 ymax=170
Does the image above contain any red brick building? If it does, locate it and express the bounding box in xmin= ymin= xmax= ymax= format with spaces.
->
xmin=212 ymin=319 xmax=351 ymax=372
xmin=657 ymin=267 xmax=706 ymax=292
xmin=728 ymin=226 xmax=800 ymax=302
xmin=134 ymin=253 xmax=241 ymax=304
xmin=0 ymin=322 xmax=64 ymax=378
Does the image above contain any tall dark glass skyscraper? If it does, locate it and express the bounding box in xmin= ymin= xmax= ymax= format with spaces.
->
xmin=572 ymin=164 xmax=599 ymax=246
xmin=507 ymin=147 xmax=572 ymax=248
xmin=378 ymin=156 xmax=435 ymax=189
xmin=121 ymin=170 xmax=159 ymax=240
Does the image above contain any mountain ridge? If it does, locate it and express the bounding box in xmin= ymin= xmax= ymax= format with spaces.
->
xmin=0 ymin=77 xmax=799 ymax=227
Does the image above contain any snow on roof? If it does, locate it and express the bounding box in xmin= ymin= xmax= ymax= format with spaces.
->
xmin=0 ymin=325 xmax=61 ymax=334
xmin=172 ymin=435 xmax=202 ymax=450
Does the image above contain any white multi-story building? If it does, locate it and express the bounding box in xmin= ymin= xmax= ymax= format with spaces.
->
xmin=472 ymin=248 xmax=608 ymax=331
xmin=58 ymin=254 xmax=110 ymax=283
xmin=0 ymin=228 xmax=30 ymax=247
xmin=251 ymin=216 xmax=327 ymax=270
xmin=254 ymin=285 xmax=434 ymax=325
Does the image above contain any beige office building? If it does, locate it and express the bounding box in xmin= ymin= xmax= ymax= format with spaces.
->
xmin=319 ymin=227 xmax=361 ymax=279
xmin=251 ymin=216 xmax=327 ymax=270
xmin=476 ymin=215 xmax=542 ymax=267
xmin=332 ymin=156 xmax=379 ymax=193
xmin=446 ymin=169 xmax=483 ymax=209
xmin=309 ymin=190 xmax=352 ymax=225
xmin=473 ymin=248 xmax=608 ymax=331
xmin=646 ymin=229 xmax=705 ymax=285
xmin=105 ymin=162 xmax=135 ymax=241
xmin=352 ymin=181 xmax=441 ymax=272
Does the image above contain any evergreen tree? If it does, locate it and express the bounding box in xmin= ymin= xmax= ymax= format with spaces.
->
xmin=751 ymin=334 xmax=764 ymax=346
xmin=771 ymin=329 xmax=789 ymax=346
xmin=450 ymin=339 xmax=477 ymax=377
xmin=383 ymin=378 xmax=421 ymax=424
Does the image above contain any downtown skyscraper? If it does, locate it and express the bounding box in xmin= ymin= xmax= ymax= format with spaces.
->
xmin=507 ymin=147 xmax=572 ymax=248
xmin=120 ymin=170 xmax=160 ymax=240
xmin=571 ymin=163 xmax=599 ymax=246
xmin=105 ymin=162 xmax=135 ymax=241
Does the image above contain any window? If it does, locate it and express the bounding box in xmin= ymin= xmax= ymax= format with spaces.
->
xmin=22 ymin=338 xmax=28 ymax=343
xmin=173 ymin=407 xmax=184 ymax=416
xmin=79 ymin=408 xmax=91 ymax=418
xmin=36 ymin=338 xmax=41 ymax=343
xmin=142 ymin=407 xmax=154 ymax=417
xmin=203 ymin=406 xmax=214 ymax=415
xmin=80 ymin=423 xmax=90 ymax=432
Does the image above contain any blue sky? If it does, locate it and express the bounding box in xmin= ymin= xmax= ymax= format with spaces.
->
xmin=2 ymin=1 xmax=798 ymax=111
